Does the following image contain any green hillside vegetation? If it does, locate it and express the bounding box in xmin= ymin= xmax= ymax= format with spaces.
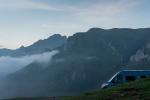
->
xmin=64 ymin=78 xmax=150 ymax=100
xmin=3 ymin=79 xmax=150 ymax=100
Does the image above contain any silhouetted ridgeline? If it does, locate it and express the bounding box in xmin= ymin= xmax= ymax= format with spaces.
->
xmin=0 ymin=34 xmax=67 ymax=57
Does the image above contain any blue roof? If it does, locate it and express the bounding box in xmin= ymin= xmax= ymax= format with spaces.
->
xmin=121 ymin=70 xmax=150 ymax=72
xmin=108 ymin=70 xmax=150 ymax=82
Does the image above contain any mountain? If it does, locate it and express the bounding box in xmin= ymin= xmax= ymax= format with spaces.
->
xmin=1 ymin=28 xmax=150 ymax=98
xmin=0 ymin=34 xmax=67 ymax=57
xmin=0 ymin=48 xmax=13 ymax=56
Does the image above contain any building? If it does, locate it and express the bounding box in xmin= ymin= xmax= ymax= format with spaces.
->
xmin=101 ymin=70 xmax=150 ymax=88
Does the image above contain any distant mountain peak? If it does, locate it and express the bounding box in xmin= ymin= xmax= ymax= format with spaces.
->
xmin=48 ymin=34 xmax=67 ymax=39
xmin=19 ymin=45 xmax=25 ymax=49
xmin=87 ymin=28 xmax=105 ymax=33
xmin=0 ymin=34 xmax=67 ymax=57
xmin=50 ymin=34 xmax=62 ymax=37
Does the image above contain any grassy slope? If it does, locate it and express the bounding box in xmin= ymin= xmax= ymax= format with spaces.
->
xmin=64 ymin=78 xmax=150 ymax=100
xmin=4 ymin=79 xmax=150 ymax=100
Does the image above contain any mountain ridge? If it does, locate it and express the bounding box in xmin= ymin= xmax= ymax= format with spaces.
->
xmin=1 ymin=28 xmax=150 ymax=98
xmin=0 ymin=34 xmax=67 ymax=57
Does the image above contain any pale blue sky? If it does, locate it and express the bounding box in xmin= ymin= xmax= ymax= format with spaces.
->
xmin=0 ymin=0 xmax=150 ymax=49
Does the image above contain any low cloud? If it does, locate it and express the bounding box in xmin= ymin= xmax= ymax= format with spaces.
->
xmin=0 ymin=50 xmax=59 ymax=78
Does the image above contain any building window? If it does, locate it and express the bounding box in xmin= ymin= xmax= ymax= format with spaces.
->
xmin=126 ymin=76 xmax=136 ymax=82
xmin=141 ymin=76 xmax=146 ymax=79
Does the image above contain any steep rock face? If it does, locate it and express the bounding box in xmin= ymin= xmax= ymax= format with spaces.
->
xmin=130 ymin=41 xmax=150 ymax=62
xmin=1 ymin=28 xmax=150 ymax=98
xmin=130 ymin=49 xmax=146 ymax=62
xmin=127 ymin=41 xmax=150 ymax=70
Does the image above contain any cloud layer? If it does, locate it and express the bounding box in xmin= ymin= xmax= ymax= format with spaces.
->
xmin=0 ymin=0 xmax=140 ymax=15
xmin=0 ymin=50 xmax=58 ymax=78
xmin=0 ymin=0 xmax=60 ymax=11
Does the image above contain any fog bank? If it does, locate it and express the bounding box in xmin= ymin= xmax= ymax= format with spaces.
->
xmin=0 ymin=50 xmax=59 ymax=77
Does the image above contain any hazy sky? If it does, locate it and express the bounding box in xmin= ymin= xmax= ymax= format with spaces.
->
xmin=0 ymin=0 xmax=150 ymax=49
